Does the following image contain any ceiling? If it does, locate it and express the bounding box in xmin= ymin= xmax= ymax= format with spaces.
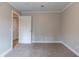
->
xmin=9 ymin=2 xmax=70 ymax=13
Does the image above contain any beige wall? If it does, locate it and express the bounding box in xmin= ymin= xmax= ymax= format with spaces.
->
xmin=0 ymin=3 xmax=20 ymax=56
xmin=22 ymin=13 xmax=61 ymax=42
xmin=61 ymin=3 xmax=79 ymax=53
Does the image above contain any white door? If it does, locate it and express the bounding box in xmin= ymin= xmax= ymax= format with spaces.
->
xmin=19 ymin=16 xmax=31 ymax=44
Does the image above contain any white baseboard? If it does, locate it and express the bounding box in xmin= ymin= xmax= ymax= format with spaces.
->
xmin=32 ymin=41 xmax=62 ymax=43
xmin=0 ymin=48 xmax=12 ymax=57
xmin=60 ymin=41 xmax=79 ymax=57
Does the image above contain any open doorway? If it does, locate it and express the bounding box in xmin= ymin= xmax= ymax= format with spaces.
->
xmin=12 ymin=10 xmax=19 ymax=48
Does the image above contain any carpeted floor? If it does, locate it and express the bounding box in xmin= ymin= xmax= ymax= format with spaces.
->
xmin=5 ymin=43 xmax=77 ymax=57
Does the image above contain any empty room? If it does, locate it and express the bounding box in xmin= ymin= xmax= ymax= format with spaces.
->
xmin=0 ymin=2 xmax=79 ymax=57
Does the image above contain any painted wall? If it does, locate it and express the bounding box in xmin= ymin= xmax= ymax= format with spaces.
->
xmin=61 ymin=3 xmax=79 ymax=53
xmin=0 ymin=3 xmax=12 ymax=56
xmin=22 ymin=13 xmax=61 ymax=43
xmin=0 ymin=3 xmax=20 ymax=56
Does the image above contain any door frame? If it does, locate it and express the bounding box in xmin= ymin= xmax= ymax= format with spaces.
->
xmin=11 ymin=10 xmax=20 ymax=48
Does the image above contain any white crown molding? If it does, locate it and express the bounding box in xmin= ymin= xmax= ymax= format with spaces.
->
xmin=22 ymin=10 xmax=61 ymax=14
xmin=8 ymin=2 xmax=21 ymax=14
xmin=61 ymin=2 xmax=74 ymax=12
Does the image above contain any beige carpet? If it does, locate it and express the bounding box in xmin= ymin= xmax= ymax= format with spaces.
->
xmin=5 ymin=43 xmax=77 ymax=57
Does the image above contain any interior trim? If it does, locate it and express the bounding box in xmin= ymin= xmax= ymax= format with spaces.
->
xmin=22 ymin=11 xmax=61 ymax=14
xmin=62 ymin=2 xmax=74 ymax=12
xmin=0 ymin=48 xmax=12 ymax=57
xmin=60 ymin=41 xmax=79 ymax=57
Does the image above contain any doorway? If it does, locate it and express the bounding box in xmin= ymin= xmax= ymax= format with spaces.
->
xmin=12 ymin=10 xmax=19 ymax=48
